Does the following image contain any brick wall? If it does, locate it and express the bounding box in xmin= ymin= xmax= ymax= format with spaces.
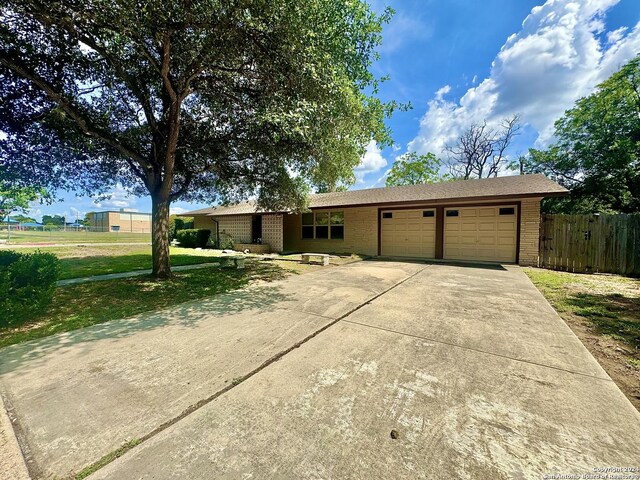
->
xmin=518 ymin=198 xmax=542 ymax=266
xmin=283 ymin=207 xmax=379 ymax=255
xmin=110 ymin=212 xmax=152 ymax=233
xmin=88 ymin=212 xmax=151 ymax=232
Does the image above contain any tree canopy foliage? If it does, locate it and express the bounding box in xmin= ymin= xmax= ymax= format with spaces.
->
xmin=0 ymin=0 xmax=397 ymax=276
xmin=0 ymin=183 xmax=45 ymax=216
xmin=385 ymin=152 xmax=446 ymax=186
xmin=10 ymin=214 xmax=36 ymax=223
xmin=42 ymin=214 xmax=65 ymax=226
xmin=523 ymin=56 xmax=640 ymax=213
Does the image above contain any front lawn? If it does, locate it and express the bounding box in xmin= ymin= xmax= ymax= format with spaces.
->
xmin=0 ymin=229 xmax=150 ymax=244
xmin=525 ymin=268 xmax=640 ymax=410
xmin=17 ymin=245 xmax=225 ymax=280
xmin=0 ymin=260 xmax=318 ymax=349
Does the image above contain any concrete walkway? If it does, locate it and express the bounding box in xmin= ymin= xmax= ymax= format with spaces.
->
xmin=56 ymin=262 xmax=221 ymax=286
xmin=0 ymin=394 xmax=29 ymax=480
xmin=1 ymin=261 xmax=639 ymax=479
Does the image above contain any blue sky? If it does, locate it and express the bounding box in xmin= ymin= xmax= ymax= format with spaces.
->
xmin=28 ymin=0 xmax=640 ymax=220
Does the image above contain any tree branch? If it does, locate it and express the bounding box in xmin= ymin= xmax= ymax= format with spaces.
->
xmin=0 ymin=54 xmax=150 ymax=171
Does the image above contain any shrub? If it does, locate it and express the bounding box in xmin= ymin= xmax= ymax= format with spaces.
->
xmin=218 ymin=233 xmax=234 ymax=250
xmin=0 ymin=250 xmax=60 ymax=328
xmin=175 ymin=229 xmax=211 ymax=248
xmin=168 ymin=215 xmax=194 ymax=241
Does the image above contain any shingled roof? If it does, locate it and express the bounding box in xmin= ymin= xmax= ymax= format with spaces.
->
xmin=181 ymin=174 xmax=567 ymax=217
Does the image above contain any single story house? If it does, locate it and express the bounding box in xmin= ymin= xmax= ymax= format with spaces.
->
xmin=182 ymin=174 xmax=567 ymax=265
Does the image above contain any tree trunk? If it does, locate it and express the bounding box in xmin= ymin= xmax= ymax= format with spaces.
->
xmin=151 ymin=194 xmax=171 ymax=278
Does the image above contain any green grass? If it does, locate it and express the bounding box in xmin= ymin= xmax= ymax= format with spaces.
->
xmin=0 ymin=260 xmax=315 ymax=349
xmin=75 ymin=439 xmax=142 ymax=480
xmin=0 ymin=229 xmax=150 ymax=244
xmin=525 ymin=268 xmax=640 ymax=351
xmin=13 ymin=246 xmax=364 ymax=280
xmin=628 ymin=358 xmax=640 ymax=370
xmin=10 ymin=245 xmax=229 ymax=280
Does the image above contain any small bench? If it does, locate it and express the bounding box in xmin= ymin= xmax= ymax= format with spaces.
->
xmin=219 ymin=256 xmax=246 ymax=269
xmin=301 ymin=253 xmax=331 ymax=266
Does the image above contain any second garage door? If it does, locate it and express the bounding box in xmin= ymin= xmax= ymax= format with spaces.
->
xmin=381 ymin=209 xmax=436 ymax=258
xmin=444 ymin=205 xmax=517 ymax=262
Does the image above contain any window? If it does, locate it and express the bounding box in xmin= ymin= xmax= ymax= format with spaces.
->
xmin=302 ymin=213 xmax=314 ymax=239
xmin=315 ymin=212 xmax=329 ymax=239
xmin=422 ymin=211 xmax=435 ymax=217
xmin=330 ymin=212 xmax=344 ymax=239
xmin=382 ymin=212 xmax=393 ymax=219
xmin=446 ymin=210 xmax=459 ymax=217
xmin=301 ymin=211 xmax=344 ymax=240
xmin=499 ymin=207 xmax=515 ymax=215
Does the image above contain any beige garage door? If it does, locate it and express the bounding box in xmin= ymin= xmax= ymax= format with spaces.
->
xmin=381 ymin=209 xmax=436 ymax=258
xmin=444 ymin=205 xmax=517 ymax=262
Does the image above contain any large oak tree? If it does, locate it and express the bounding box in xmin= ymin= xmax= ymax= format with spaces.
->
xmin=0 ymin=0 xmax=395 ymax=277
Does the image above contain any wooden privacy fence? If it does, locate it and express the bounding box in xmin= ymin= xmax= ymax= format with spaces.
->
xmin=539 ymin=214 xmax=640 ymax=275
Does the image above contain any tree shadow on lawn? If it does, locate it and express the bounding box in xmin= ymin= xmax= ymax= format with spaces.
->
xmin=58 ymin=252 xmax=222 ymax=280
xmin=565 ymin=291 xmax=640 ymax=350
xmin=0 ymin=263 xmax=298 ymax=373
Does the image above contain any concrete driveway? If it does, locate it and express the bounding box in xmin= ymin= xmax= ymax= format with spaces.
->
xmin=1 ymin=261 xmax=639 ymax=479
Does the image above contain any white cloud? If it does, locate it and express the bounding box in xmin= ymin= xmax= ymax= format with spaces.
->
xmin=170 ymin=206 xmax=189 ymax=215
xmin=93 ymin=184 xmax=136 ymax=209
xmin=408 ymin=0 xmax=640 ymax=156
xmin=27 ymin=207 xmax=42 ymax=221
xmin=435 ymin=85 xmax=451 ymax=100
xmin=354 ymin=140 xmax=388 ymax=183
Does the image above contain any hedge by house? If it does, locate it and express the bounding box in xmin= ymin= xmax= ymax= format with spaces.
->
xmin=175 ymin=229 xmax=211 ymax=248
xmin=169 ymin=215 xmax=194 ymax=241
xmin=0 ymin=250 xmax=60 ymax=328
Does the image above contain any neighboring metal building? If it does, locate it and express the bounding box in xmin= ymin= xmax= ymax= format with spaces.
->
xmin=87 ymin=209 xmax=152 ymax=233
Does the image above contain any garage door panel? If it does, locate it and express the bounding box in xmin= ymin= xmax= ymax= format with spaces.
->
xmin=381 ymin=209 xmax=436 ymax=258
xmin=478 ymin=208 xmax=497 ymax=217
xmin=498 ymin=235 xmax=516 ymax=245
xmin=478 ymin=222 xmax=497 ymax=232
xmin=477 ymin=236 xmax=498 ymax=246
xmin=444 ymin=205 xmax=517 ymax=263
xmin=498 ymin=222 xmax=516 ymax=231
